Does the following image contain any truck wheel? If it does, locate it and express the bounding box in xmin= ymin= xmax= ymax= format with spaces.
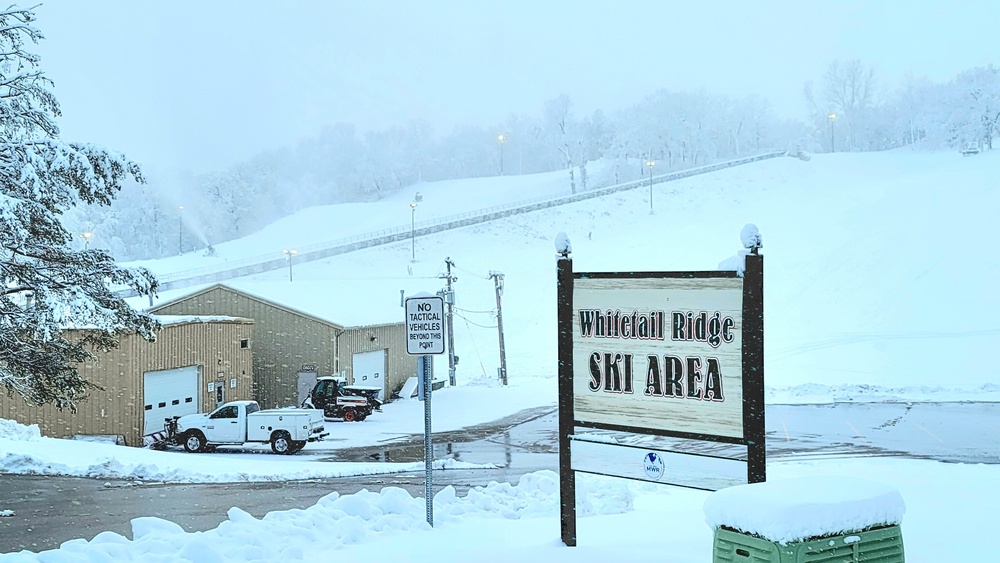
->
xmin=270 ymin=431 xmax=293 ymax=455
xmin=355 ymin=412 xmax=368 ymax=422
xmin=289 ymin=441 xmax=306 ymax=454
xmin=183 ymin=432 xmax=206 ymax=453
xmin=343 ymin=410 xmax=357 ymax=422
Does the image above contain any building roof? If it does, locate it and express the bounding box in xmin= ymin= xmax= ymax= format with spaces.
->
xmin=149 ymin=283 xmax=360 ymax=329
xmin=146 ymin=280 xmax=412 ymax=329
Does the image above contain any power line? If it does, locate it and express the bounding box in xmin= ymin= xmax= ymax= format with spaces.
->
xmin=458 ymin=313 xmax=489 ymax=377
xmin=454 ymin=312 xmax=497 ymax=329
xmin=454 ymin=306 xmax=496 ymax=315
xmin=312 ymin=275 xmax=441 ymax=281
xmin=453 ymin=264 xmax=491 ymax=281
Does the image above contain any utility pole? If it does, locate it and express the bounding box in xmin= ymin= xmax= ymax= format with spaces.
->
xmin=490 ymin=271 xmax=508 ymax=386
xmin=443 ymin=257 xmax=458 ymax=386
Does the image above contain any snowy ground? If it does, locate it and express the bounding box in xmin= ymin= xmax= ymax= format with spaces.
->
xmin=2 ymin=411 xmax=997 ymax=563
xmin=3 ymin=150 xmax=999 ymax=560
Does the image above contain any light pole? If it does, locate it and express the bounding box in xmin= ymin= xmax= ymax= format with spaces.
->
xmin=177 ymin=205 xmax=184 ymax=255
xmin=646 ymin=160 xmax=656 ymax=214
xmin=80 ymin=231 xmax=93 ymax=250
xmin=282 ymin=249 xmax=297 ymax=282
xmin=827 ymin=113 xmax=837 ymax=152
xmin=409 ymin=201 xmax=418 ymax=262
xmin=497 ymin=134 xmax=506 ymax=175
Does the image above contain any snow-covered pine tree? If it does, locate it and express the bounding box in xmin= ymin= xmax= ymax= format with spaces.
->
xmin=0 ymin=6 xmax=158 ymax=409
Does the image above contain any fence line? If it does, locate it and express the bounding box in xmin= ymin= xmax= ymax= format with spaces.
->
xmin=122 ymin=151 xmax=787 ymax=297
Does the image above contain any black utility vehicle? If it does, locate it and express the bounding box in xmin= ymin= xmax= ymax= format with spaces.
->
xmin=303 ymin=376 xmax=382 ymax=421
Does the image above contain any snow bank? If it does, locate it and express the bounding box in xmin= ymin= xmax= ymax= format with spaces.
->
xmin=767 ymin=382 xmax=1000 ymax=404
xmin=0 ymin=471 xmax=631 ymax=562
xmin=435 ymin=471 xmax=631 ymax=520
xmin=0 ymin=418 xmax=40 ymax=442
xmin=0 ymin=422 xmax=496 ymax=483
xmin=703 ymin=476 xmax=905 ymax=544
xmin=0 ymin=440 xmax=492 ymax=483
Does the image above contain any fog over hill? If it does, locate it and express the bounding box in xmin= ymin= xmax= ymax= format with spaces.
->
xmin=132 ymin=150 xmax=1000 ymax=400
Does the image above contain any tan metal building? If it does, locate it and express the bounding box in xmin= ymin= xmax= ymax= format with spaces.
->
xmin=149 ymin=284 xmax=415 ymax=409
xmin=0 ymin=316 xmax=255 ymax=446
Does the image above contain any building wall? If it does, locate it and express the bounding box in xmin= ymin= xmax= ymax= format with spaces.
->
xmin=340 ymin=323 xmax=417 ymax=399
xmin=0 ymin=319 xmax=254 ymax=446
xmin=150 ymin=287 xmax=342 ymax=409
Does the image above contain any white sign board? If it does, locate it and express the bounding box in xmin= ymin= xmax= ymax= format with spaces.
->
xmin=573 ymin=276 xmax=745 ymax=439
xmin=570 ymin=438 xmax=748 ymax=490
xmin=405 ymin=296 xmax=445 ymax=355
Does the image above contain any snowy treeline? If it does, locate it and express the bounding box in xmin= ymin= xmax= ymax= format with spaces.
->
xmin=74 ymin=91 xmax=799 ymax=260
xmin=805 ymin=60 xmax=1000 ymax=153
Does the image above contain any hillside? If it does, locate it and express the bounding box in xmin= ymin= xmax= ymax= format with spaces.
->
xmin=131 ymin=150 xmax=1000 ymax=401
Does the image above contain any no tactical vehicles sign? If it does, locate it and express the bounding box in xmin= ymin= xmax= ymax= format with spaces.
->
xmin=405 ymin=296 xmax=445 ymax=355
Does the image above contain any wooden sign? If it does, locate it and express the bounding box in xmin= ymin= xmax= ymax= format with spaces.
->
xmin=557 ymin=252 xmax=765 ymax=548
xmin=573 ymin=275 xmax=745 ymax=439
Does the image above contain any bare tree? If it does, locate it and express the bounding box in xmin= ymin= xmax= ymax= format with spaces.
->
xmin=821 ymin=60 xmax=878 ymax=151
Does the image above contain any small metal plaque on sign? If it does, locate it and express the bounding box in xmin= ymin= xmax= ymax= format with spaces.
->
xmin=644 ymin=452 xmax=665 ymax=481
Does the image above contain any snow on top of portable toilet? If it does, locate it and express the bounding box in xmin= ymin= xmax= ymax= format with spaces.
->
xmin=703 ymin=476 xmax=905 ymax=544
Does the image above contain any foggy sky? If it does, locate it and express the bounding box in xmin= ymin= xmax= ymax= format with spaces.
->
xmin=32 ymin=0 xmax=1000 ymax=174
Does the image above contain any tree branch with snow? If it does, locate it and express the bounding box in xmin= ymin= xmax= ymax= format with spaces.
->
xmin=0 ymin=5 xmax=158 ymax=409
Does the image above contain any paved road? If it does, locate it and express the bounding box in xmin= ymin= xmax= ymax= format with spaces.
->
xmin=2 ymin=402 xmax=997 ymax=553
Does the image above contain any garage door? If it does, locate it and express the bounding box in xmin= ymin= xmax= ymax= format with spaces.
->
xmin=352 ymin=350 xmax=386 ymax=399
xmin=143 ymin=366 xmax=199 ymax=435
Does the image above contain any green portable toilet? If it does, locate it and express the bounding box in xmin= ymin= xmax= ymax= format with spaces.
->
xmin=703 ymin=476 xmax=905 ymax=562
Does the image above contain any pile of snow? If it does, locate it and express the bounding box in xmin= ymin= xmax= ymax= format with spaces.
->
xmin=0 ymin=418 xmax=40 ymax=442
xmin=3 ymin=459 xmax=999 ymax=561
xmin=718 ymin=249 xmax=751 ymax=274
xmin=0 ymin=471 xmax=630 ymax=562
xmin=766 ymin=382 xmax=1000 ymax=404
xmin=703 ymin=476 xmax=905 ymax=544
xmin=436 ymin=471 xmax=632 ymax=520
xmin=0 ymin=428 xmax=491 ymax=483
xmin=0 ymin=510 xmax=14 ymax=517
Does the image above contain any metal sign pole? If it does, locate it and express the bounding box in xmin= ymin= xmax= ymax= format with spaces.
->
xmin=422 ymin=354 xmax=433 ymax=526
xmin=403 ymin=294 xmax=445 ymax=527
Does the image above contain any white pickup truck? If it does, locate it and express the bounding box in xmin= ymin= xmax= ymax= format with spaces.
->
xmin=173 ymin=400 xmax=328 ymax=454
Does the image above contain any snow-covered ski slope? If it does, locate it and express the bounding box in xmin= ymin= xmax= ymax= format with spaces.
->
xmin=133 ymin=149 xmax=1000 ymax=398
xmin=125 ymin=153 xmax=782 ymax=294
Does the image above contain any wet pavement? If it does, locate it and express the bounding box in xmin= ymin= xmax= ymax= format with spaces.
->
xmin=331 ymin=402 xmax=1000 ymax=467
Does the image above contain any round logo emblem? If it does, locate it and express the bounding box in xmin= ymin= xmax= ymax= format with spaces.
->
xmin=643 ymin=452 xmax=664 ymax=480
